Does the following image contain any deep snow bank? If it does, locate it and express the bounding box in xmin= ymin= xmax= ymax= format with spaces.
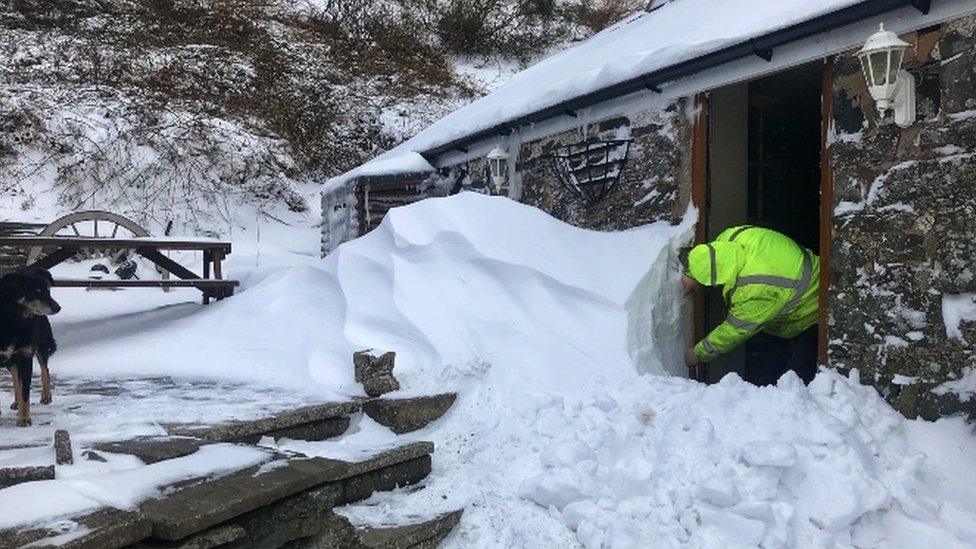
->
xmin=324 ymin=368 xmax=976 ymax=549
xmin=54 ymin=192 xmax=693 ymax=391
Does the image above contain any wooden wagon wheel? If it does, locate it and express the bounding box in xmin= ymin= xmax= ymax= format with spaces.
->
xmin=27 ymin=211 xmax=169 ymax=280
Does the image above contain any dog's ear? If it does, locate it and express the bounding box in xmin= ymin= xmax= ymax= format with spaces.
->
xmin=38 ymin=269 xmax=54 ymax=286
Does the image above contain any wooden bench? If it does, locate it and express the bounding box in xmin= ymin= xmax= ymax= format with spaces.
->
xmin=0 ymin=236 xmax=239 ymax=304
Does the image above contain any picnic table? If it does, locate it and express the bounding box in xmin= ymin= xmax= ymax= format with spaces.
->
xmin=0 ymin=235 xmax=239 ymax=304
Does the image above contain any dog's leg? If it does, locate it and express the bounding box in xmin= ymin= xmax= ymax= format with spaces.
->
xmin=13 ymin=359 xmax=31 ymax=427
xmin=39 ymin=356 xmax=52 ymax=405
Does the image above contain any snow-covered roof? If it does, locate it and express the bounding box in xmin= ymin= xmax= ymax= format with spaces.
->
xmin=375 ymin=0 xmax=862 ymax=160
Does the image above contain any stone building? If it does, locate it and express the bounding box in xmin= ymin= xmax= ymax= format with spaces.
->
xmin=324 ymin=0 xmax=976 ymax=419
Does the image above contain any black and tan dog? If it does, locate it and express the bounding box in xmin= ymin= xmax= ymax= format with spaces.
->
xmin=0 ymin=269 xmax=59 ymax=426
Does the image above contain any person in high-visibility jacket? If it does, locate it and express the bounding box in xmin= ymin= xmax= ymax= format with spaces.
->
xmin=681 ymin=225 xmax=820 ymax=384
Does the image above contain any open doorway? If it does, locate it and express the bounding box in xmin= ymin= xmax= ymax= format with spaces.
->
xmin=704 ymin=61 xmax=823 ymax=383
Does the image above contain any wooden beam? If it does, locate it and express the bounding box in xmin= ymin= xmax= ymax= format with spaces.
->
xmin=691 ymin=92 xmax=710 ymax=383
xmin=0 ymin=236 xmax=231 ymax=253
xmin=818 ymin=57 xmax=836 ymax=366
xmin=26 ymin=247 xmax=78 ymax=271
xmin=51 ymin=279 xmax=238 ymax=288
xmin=136 ymin=247 xmax=201 ymax=281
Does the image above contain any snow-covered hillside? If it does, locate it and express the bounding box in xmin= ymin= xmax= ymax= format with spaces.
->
xmin=35 ymin=193 xmax=976 ymax=548
xmin=0 ymin=0 xmax=617 ymax=239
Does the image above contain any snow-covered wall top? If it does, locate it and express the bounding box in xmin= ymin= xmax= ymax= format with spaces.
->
xmin=334 ymin=0 xmax=860 ymax=178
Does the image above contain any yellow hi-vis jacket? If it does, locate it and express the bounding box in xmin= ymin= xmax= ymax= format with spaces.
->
xmin=687 ymin=226 xmax=820 ymax=362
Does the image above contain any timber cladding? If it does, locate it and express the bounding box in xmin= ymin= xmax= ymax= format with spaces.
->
xmin=826 ymin=16 xmax=976 ymax=420
xmin=354 ymin=174 xmax=429 ymax=235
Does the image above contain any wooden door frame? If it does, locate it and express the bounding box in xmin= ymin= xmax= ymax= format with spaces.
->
xmin=691 ymin=92 xmax=709 ymax=382
xmin=818 ymin=57 xmax=835 ymax=366
xmin=691 ymin=58 xmax=834 ymax=379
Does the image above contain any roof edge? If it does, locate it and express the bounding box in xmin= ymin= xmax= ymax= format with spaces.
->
xmin=421 ymin=0 xmax=928 ymax=160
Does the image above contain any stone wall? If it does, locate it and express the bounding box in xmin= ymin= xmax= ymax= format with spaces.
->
xmin=827 ymin=16 xmax=976 ymax=420
xmin=445 ymin=98 xmax=695 ymax=231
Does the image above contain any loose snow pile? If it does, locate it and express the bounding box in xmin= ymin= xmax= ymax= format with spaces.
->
xmin=26 ymin=193 xmax=976 ymax=547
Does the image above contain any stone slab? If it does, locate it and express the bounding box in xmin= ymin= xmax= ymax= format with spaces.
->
xmin=164 ymin=401 xmax=360 ymax=443
xmin=357 ymin=510 xmax=463 ymax=549
xmin=54 ymin=429 xmax=73 ymax=465
xmin=131 ymin=524 xmax=246 ymax=548
xmin=142 ymin=442 xmax=434 ymax=542
xmin=354 ymin=351 xmax=400 ymax=397
xmin=362 ymin=394 xmax=457 ymax=434
xmin=0 ymin=508 xmax=151 ymax=549
xmin=255 ymin=416 xmax=351 ymax=444
xmin=0 ymin=464 xmax=54 ymax=489
xmin=226 ymin=484 xmax=343 ymax=548
xmin=340 ymin=455 xmax=432 ymax=504
xmin=142 ymin=459 xmax=336 ymax=541
xmin=92 ymin=437 xmax=208 ymax=465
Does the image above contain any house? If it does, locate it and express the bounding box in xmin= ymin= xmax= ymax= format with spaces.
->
xmin=323 ymin=0 xmax=976 ymax=420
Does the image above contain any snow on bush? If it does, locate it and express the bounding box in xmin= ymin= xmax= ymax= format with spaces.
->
xmin=0 ymin=87 xmax=310 ymax=237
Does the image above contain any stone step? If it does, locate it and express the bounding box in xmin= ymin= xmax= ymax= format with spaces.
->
xmin=284 ymin=510 xmax=463 ymax=549
xmin=0 ymin=508 xmax=151 ymax=548
xmin=362 ymin=394 xmax=457 ymax=434
xmin=0 ymin=442 xmax=434 ymax=549
xmin=141 ymin=441 xmax=435 ymax=544
xmin=355 ymin=510 xmax=463 ymax=548
xmin=164 ymin=401 xmax=361 ymax=444
xmin=91 ymin=437 xmax=210 ymax=465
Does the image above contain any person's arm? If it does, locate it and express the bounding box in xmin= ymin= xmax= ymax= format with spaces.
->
xmin=694 ymin=290 xmax=790 ymax=362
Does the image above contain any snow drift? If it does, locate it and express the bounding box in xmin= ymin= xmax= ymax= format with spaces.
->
xmin=54 ymin=192 xmax=693 ymax=393
xmin=47 ymin=193 xmax=976 ymax=548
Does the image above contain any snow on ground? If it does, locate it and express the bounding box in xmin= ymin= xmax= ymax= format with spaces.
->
xmin=2 ymin=193 xmax=975 ymax=547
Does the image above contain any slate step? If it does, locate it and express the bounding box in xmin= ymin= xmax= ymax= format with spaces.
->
xmin=363 ymin=393 xmax=457 ymax=434
xmin=164 ymin=401 xmax=361 ymax=444
xmin=141 ymin=441 xmax=435 ymax=543
xmin=0 ymin=508 xmax=151 ymax=549
xmin=355 ymin=510 xmax=463 ymax=548
xmin=283 ymin=510 xmax=462 ymax=549
xmin=0 ymin=442 xmax=434 ymax=549
xmin=0 ymin=464 xmax=54 ymax=489
xmin=91 ymin=437 xmax=210 ymax=465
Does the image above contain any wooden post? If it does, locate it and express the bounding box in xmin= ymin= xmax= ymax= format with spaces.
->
xmin=818 ymin=57 xmax=835 ymax=366
xmin=691 ymin=92 xmax=710 ymax=382
xmin=202 ymin=250 xmax=212 ymax=305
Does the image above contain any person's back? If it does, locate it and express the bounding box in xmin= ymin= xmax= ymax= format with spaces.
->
xmin=683 ymin=225 xmax=820 ymax=383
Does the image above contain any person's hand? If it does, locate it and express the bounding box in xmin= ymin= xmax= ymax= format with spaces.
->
xmin=684 ymin=346 xmax=700 ymax=367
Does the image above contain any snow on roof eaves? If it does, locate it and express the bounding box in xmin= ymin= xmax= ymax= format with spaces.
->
xmin=388 ymin=0 xmax=871 ymax=156
xmin=332 ymin=0 xmax=931 ymax=187
xmin=325 ymin=151 xmax=433 ymax=192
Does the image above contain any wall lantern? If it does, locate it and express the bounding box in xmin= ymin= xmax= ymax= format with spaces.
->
xmin=486 ymin=146 xmax=509 ymax=193
xmin=857 ymin=23 xmax=916 ymax=128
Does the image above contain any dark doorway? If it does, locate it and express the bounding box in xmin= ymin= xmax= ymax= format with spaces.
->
xmin=704 ymin=62 xmax=823 ymax=383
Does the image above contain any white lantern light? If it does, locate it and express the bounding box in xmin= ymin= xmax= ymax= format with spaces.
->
xmin=857 ymin=23 xmax=916 ymax=128
xmin=486 ymin=146 xmax=509 ymax=193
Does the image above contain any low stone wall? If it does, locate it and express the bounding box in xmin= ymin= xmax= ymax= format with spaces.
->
xmin=827 ymin=16 xmax=976 ymax=420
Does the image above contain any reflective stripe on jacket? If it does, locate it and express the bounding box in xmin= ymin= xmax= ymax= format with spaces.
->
xmin=687 ymin=226 xmax=820 ymax=362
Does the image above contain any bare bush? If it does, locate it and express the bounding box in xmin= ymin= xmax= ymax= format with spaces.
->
xmin=565 ymin=0 xmax=643 ymax=33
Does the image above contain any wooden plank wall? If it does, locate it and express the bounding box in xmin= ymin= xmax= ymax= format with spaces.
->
xmin=355 ymin=178 xmax=427 ymax=235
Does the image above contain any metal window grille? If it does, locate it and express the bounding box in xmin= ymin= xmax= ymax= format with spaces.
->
xmin=550 ymin=138 xmax=632 ymax=204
